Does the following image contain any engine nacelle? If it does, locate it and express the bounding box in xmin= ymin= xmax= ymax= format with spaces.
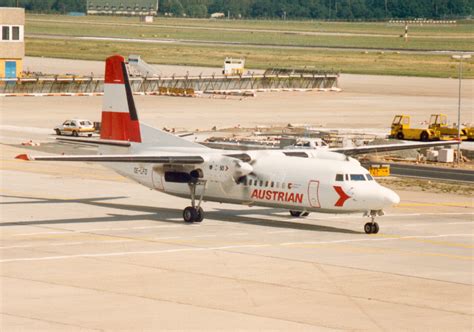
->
xmin=190 ymin=156 xmax=253 ymax=182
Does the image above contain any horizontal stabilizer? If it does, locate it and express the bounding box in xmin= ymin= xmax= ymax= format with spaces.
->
xmin=56 ymin=137 xmax=131 ymax=147
xmin=15 ymin=154 xmax=204 ymax=164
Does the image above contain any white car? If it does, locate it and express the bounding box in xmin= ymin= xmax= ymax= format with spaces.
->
xmin=54 ymin=119 xmax=95 ymax=137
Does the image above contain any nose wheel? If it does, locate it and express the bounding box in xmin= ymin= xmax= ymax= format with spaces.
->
xmin=183 ymin=180 xmax=207 ymax=223
xmin=364 ymin=210 xmax=382 ymax=234
xmin=289 ymin=210 xmax=310 ymax=217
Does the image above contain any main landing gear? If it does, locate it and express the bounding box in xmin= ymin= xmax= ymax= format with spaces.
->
xmin=183 ymin=180 xmax=207 ymax=223
xmin=289 ymin=210 xmax=309 ymax=217
xmin=364 ymin=210 xmax=383 ymax=234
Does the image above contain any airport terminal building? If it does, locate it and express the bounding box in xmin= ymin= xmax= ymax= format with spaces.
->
xmin=87 ymin=0 xmax=159 ymax=16
xmin=0 ymin=7 xmax=24 ymax=78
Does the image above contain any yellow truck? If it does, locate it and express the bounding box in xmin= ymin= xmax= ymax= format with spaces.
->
xmin=390 ymin=115 xmax=439 ymax=141
xmin=428 ymin=113 xmax=472 ymax=141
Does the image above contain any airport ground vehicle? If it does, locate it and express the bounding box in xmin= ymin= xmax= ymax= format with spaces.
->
xmin=18 ymin=56 xmax=459 ymax=234
xmin=390 ymin=115 xmax=439 ymax=141
xmin=54 ymin=119 xmax=95 ymax=137
xmin=428 ymin=113 xmax=471 ymax=140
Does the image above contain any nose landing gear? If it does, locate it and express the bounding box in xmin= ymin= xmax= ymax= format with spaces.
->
xmin=183 ymin=180 xmax=207 ymax=223
xmin=363 ymin=210 xmax=383 ymax=234
xmin=289 ymin=210 xmax=310 ymax=217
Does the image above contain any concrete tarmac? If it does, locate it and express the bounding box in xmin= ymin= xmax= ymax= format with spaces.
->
xmin=1 ymin=61 xmax=473 ymax=330
xmin=1 ymin=142 xmax=473 ymax=331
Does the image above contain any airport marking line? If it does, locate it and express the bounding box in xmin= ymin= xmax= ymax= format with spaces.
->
xmin=1 ymin=234 xmax=472 ymax=263
xmin=0 ymin=244 xmax=271 ymax=263
xmin=280 ymin=234 xmax=473 ymax=246
xmin=398 ymin=202 xmax=473 ymax=208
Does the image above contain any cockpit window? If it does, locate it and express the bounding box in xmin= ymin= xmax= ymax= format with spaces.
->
xmin=350 ymin=174 xmax=366 ymax=181
xmin=335 ymin=174 xmax=344 ymax=181
xmin=366 ymin=174 xmax=374 ymax=181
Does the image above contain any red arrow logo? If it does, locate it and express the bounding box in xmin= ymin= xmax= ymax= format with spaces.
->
xmin=333 ymin=186 xmax=351 ymax=207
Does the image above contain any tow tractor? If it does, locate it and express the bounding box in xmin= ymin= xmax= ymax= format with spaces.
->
xmin=428 ymin=113 xmax=471 ymax=140
xmin=390 ymin=115 xmax=439 ymax=141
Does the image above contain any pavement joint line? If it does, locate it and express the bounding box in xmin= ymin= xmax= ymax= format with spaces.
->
xmin=0 ymin=239 xmax=134 ymax=250
xmin=266 ymin=230 xmax=300 ymax=234
xmin=1 ymin=275 xmax=335 ymax=331
xmin=83 ymin=251 xmax=474 ymax=319
xmin=0 ymin=311 xmax=103 ymax=331
xmin=13 ymin=225 xmax=185 ymax=236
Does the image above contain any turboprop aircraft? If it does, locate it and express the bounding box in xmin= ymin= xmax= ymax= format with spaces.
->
xmin=16 ymin=55 xmax=460 ymax=234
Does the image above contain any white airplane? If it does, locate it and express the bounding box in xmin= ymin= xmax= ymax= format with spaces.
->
xmin=16 ymin=55 xmax=460 ymax=234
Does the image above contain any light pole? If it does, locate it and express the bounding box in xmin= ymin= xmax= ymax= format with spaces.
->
xmin=451 ymin=54 xmax=471 ymax=163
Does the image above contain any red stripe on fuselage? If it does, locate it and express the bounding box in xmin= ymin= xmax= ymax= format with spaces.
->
xmin=100 ymin=111 xmax=141 ymax=142
xmin=104 ymin=55 xmax=125 ymax=84
xmin=333 ymin=186 xmax=350 ymax=207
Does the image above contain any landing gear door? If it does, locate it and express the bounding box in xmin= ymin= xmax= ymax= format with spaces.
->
xmin=308 ymin=180 xmax=321 ymax=208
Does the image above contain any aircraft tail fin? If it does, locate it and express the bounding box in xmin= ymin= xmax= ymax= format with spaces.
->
xmin=101 ymin=55 xmax=141 ymax=142
xmin=101 ymin=55 xmax=203 ymax=149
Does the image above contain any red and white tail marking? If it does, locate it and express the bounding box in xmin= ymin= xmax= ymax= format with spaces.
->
xmin=100 ymin=55 xmax=142 ymax=143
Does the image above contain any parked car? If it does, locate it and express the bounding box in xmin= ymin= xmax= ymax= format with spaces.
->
xmin=54 ymin=119 xmax=95 ymax=137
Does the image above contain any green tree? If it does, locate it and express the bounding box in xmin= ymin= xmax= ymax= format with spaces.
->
xmin=160 ymin=0 xmax=185 ymax=16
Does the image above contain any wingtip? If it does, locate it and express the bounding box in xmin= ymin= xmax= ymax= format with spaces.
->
xmin=15 ymin=154 xmax=31 ymax=161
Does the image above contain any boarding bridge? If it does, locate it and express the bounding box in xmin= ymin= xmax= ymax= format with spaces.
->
xmin=127 ymin=54 xmax=161 ymax=77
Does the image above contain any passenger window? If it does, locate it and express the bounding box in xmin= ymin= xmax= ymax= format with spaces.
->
xmin=265 ymin=181 xmax=269 ymax=187
xmin=270 ymin=181 xmax=274 ymax=188
xmin=248 ymin=179 xmax=253 ymax=186
xmin=350 ymin=174 xmax=366 ymax=181
xmin=276 ymin=182 xmax=280 ymax=188
xmin=260 ymin=181 xmax=263 ymax=187
xmin=335 ymin=174 xmax=344 ymax=181
xmin=345 ymin=174 xmax=349 ymax=181
xmin=366 ymin=174 xmax=374 ymax=181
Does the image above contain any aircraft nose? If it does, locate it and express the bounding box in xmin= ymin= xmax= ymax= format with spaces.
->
xmin=381 ymin=187 xmax=400 ymax=205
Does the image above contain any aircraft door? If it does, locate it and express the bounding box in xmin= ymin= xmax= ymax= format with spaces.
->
xmin=308 ymin=180 xmax=321 ymax=208
xmin=152 ymin=167 xmax=164 ymax=191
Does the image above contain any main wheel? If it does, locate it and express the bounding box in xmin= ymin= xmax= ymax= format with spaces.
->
xmin=55 ymin=129 xmax=61 ymax=136
xmin=72 ymin=130 xmax=79 ymax=137
xmin=290 ymin=210 xmax=302 ymax=217
xmin=194 ymin=207 xmax=204 ymax=222
xmin=364 ymin=222 xmax=373 ymax=234
xmin=183 ymin=206 xmax=197 ymax=223
xmin=420 ymin=131 xmax=429 ymax=142
xmin=396 ymin=132 xmax=404 ymax=140
xmin=371 ymin=222 xmax=379 ymax=234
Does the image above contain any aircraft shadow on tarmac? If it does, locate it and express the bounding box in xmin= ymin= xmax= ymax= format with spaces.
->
xmin=1 ymin=195 xmax=361 ymax=234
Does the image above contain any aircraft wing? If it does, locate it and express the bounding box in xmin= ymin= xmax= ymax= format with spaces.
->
xmin=330 ymin=140 xmax=460 ymax=156
xmin=15 ymin=153 xmax=204 ymax=164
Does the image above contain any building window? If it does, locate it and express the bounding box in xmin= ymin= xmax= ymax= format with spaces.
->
xmin=2 ymin=26 xmax=9 ymax=40
xmin=12 ymin=26 xmax=20 ymax=41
